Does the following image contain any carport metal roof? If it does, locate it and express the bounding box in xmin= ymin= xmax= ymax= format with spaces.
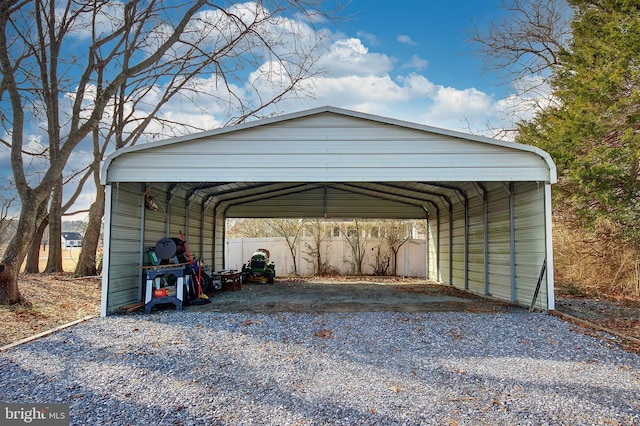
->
xmin=100 ymin=106 xmax=558 ymax=316
xmin=101 ymin=106 xmax=556 ymax=219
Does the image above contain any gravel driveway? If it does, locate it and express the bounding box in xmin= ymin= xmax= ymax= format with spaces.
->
xmin=1 ymin=309 xmax=639 ymax=425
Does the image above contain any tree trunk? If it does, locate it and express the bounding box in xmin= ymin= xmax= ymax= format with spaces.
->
xmin=316 ymin=241 xmax=322 ymax=275
xmin=23 ymin=218 xmax=48 ymax=273
xmin=287 ymin=242 xmax=298 ymax=276
xmin=75 ymin=184 xmax=105 ymax=276
xmin=45 ymin=177 xmax=63 ymax=273
xmin=0 ymin=262 xmax=22 ymax=305
xmin=0 ymin=195 xmax=43 ymax=304
xmin=392 ymin=248 xmax=399 ymax=276
xmin=24 ymin=237 xmax=41 ymax=274
xmin=23 ymin=199 xmax=50 ymax=274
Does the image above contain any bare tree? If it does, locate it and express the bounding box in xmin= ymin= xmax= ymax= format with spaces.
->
xmin=0 ymin=188 xmax=17 ymax=246
xmin=379 ymin=219 xmax=415 ymax=276
xmin=0 ymin=0 xmax=333 ymax=304
xmin=302 ymin=218 xmax=330 ymax=275
xmin=23 ymin=200 xmax=49 ymax=273
xmin=470 ymin=0 xmax=571 ymax=88
xmin=468 ymin=0 xmax=572 ymax=130
xmin=338 ymin=219 xmax=371 ymax=276
xmin=72 ymin=1 xmax=333 ymax=277
xmin=227 ymin=219 xmax=277 ymax=238
xmin=268 ymin=218 xmax=306 ymax=275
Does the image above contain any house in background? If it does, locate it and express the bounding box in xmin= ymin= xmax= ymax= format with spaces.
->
xmin=62 ymin=232 xmax=83 ymax=248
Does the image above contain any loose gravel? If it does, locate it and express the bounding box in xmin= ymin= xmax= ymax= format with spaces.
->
xmin=1 ymin=309 xmax=639 ymax=425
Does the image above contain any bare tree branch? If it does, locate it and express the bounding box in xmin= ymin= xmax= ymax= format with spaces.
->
xmin=469 ymin=0 xmax=572 ymax=94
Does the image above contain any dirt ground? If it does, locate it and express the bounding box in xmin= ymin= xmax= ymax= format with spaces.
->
xmin=0 ymin=274 xmax=101 ymax=347
xmin=554 ymin=296 xmax=640 ymax=351
xmin=191 ymin=277 xmax=511 ymax=314
xmin=1 ymin=274 xmax=639 ymax=354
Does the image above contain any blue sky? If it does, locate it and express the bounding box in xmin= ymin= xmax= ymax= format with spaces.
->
xmin=266 ymin=0 xmax=524 ymax=137
xmin=341 ymin=0 xmax=506 ymax=95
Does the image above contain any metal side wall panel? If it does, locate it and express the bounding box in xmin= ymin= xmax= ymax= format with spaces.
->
xmin=514 ymin=182 xmax=548 ymax=309
xmin=143 ymin=185 xmax=188 ymax=258
xmin=106 ymin=182 xmax=143 ymax=313
xmin=466 ymin=191 xmax=486 ymax=294
xmin=213 ymin=211 xmax=226 ymax=270
xmin=438 ymin=212 xmax=451 ymax=285
xmin=168 ymin=190 xmax=187 ymax=238
xmin=486 ymin=182 xmax=512 ymax=302
xmin=202 ymin=207 xmax=215 ymax=268
xmin=186 ymin=207 xmax=202 ymax=259
xmin=143 ymin=185 xmax=169 ymax=255
xmin=426 ymin=218 xmax=440 ymax=282
xmin=450 ymin=205 xmax=466 ymax=288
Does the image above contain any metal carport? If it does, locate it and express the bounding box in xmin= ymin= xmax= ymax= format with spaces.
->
xmin=100 ymin=106 xmax=557 ymax=316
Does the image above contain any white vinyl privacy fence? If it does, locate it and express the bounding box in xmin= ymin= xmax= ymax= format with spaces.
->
xmin=225 ymin=237 xmax=427 ymax=277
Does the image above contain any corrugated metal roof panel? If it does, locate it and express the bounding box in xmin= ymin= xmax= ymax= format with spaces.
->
xmin=224 ymin=186 xmax=428 ymax=219
xmin=102 ymin=108 xmax=556 ymax=185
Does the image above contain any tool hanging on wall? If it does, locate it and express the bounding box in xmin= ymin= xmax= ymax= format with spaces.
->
xmin=145 ymin=184 xmax=159 ymax=211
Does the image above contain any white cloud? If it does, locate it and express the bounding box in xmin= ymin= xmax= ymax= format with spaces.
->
xmin=420 ymin=86 xmax=497 ymax=132
xmin=318 ymin=38 xmax=394 ymax=77
xmin=396 ymin=73 xmax=437 ymax=97
xmin=287 ymin=37 xmax=516 ymax=135
xmin=356 ymin=31 xmax=378 ymax=46
xmin=401 ymin=54 xmax=429 ymax=71
xmin=397 ymin=35 xmax=417 ymax=45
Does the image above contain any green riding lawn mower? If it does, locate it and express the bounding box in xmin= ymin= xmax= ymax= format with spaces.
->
xmin=242 ymin=248 xmax=276 ymax=284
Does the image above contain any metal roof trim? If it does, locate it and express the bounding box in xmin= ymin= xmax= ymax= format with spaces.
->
xmin=101 ymin=106 xmax=557 ymax=185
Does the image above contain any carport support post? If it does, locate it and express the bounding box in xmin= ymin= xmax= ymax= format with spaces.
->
xmin=202 ymin=196 xmax=215 ymax=267
xmin=508 ymin=182 xmax=517 ymax=304
xmin=212 ymin=204 xmax=219 ymax=269
xmin=448 ymin=200 xmax=453 ymax=286
xmin=462 ymin=192 xmax=469 ymax=290
xmin=435 ymin=204 xmax=440 ymax=282
xmin=199 ymin=202 xmax=205 ymax=260
xmin=138 ymin=184 xmax=147 ymax=302
xmin=100 ymin=184 xmax=113 ymax=317
xmin=424 ymin=204 xmax=440 ymax=282
xmin=545 ymin=182 xmax=555 ymax=310
xmin=423 ymin=207 xmax=429 ymax=279
xmin=482 ymin=189 xmax=489 ymax=295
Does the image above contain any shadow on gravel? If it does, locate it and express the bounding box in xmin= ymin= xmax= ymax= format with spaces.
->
xmin=3 ymin=289 xmax=639 ymax=425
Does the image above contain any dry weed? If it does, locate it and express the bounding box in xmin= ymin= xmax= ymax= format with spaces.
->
xmin=553 ymin=219 xmax=640 ymax=300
